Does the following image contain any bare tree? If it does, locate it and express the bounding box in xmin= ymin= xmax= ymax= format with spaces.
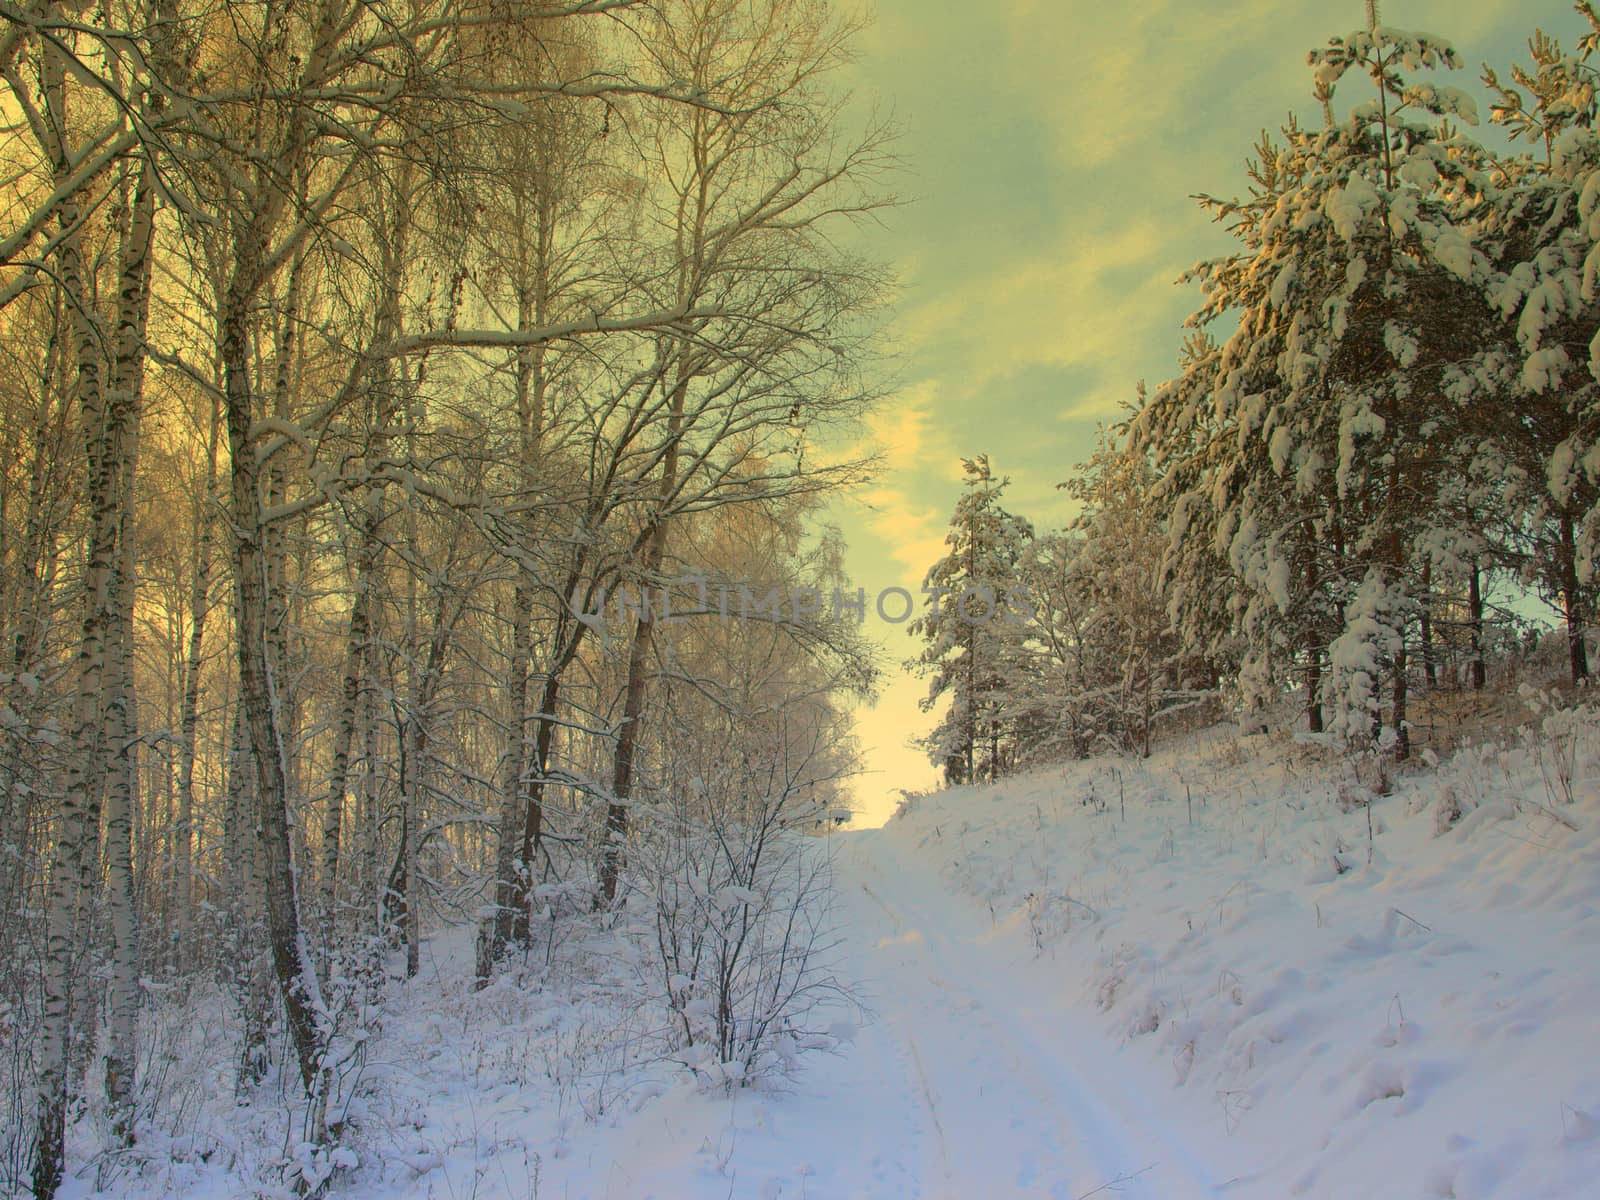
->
xmin=596 ymin=0 xmax=890 ymax=904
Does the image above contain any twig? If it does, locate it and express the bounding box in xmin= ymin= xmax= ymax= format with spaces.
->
xmin=1075 ymin=1163 xmax=1156 ymax=1198
xmin=1526 ymin=798 xmax=1579 ymax=832
xmin=1389 ymin=908 xmax=1430 ymax=932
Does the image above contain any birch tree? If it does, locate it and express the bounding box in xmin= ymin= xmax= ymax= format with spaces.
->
xmin=596 ymin=0 xmax=889 ymax=902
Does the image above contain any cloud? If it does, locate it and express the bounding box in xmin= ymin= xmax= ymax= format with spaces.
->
xmin=888 ymin=216 xmax=1197 ymax=490
xmin=851 ymin=384 xmax=959 ymax=579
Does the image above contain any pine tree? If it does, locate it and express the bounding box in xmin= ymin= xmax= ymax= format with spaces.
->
xmin=1480 ymin=12 xmax=1600 ymax=683
xmin=1056 ymin=431 xmax=1200 ymax=757
xmin=1135 ymin=17 xmax=1499 ymax=751
xmin=910 ymin=456 xmax=1033 ymax=784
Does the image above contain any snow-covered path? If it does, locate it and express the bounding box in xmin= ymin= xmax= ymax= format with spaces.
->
xmin=818 ymin=826 xmax=1234 ymax=1200
xmin=316 ymin=815 xmax=1252 ymax=1200
xmin=531 ymin=822 xmax=1242 ymax=1200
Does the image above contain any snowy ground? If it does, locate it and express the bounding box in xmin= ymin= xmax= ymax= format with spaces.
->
xmin=62 ymin=706 xmax=1600 ymax=1199
xmin=861 ymin=713 xmax=1600 ymax=1200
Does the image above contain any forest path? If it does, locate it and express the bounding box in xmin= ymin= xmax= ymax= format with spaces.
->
xmin=475 ymin=821 xmax=1247 ymax=1200
xmin=821 ymin=824 xmax=1235 ymax=1200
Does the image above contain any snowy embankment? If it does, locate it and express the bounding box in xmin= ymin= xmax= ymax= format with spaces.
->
xmin=883 ymin=709 xmax=1600 ymax=1199
xmin=63 ymin=707 xmax=1600 ymax=1200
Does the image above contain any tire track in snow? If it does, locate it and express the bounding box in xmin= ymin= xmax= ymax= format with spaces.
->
xmin=903 ymin=1031 xmax=953 ymax=1181
xmin=836 ymin=829 xmax=1227 ymax=1200
xmin=859 ymin=880 xmax=968 ymax=1187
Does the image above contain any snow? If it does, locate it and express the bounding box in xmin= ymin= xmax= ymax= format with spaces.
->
xmin=59 ymin=709 xmax=1600 ymax=1200
xmin=1523 ymin=345 xmax=1572 ymax=393
xmin=1325 ymin=174 xmax=1379 ymax=241
xmin=1398 ymin=155 xmax=1440 ymax=190
xmin=1549 ymin=438 xmax=1580 ymax=506
xmin=1405 ymin=83 xmax=1480 ymax=126
xmin=1430 ymin=226 xmax=1475 ymax=280
xmin=874 ymin=715 xmax=1600 ymax=1199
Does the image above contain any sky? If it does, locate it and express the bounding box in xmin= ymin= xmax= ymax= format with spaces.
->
xmin=827 ymin=0 xmax=1578 ymax=826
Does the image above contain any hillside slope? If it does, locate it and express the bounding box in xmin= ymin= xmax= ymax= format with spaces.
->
xmin=880 ymin=711 xmax=1600 ymax=1198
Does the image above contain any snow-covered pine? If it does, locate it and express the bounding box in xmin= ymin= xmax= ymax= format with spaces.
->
xmin=1134 ymin=22 xmax=1502 ymax=750
xmin=909 ymin=456 xmax=1035 ymax=784
xmin=1479 ymin=17 xmax=1600 ymax=683
xmin=1044 ymin=431 xmax=1213 ymax=760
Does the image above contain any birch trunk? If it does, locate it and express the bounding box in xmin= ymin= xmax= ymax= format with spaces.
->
xmin=477 ymin=582 xmax=532 ymax=982
xmin=32 ymin=27 xmax=120 ymax=1196
xmin=1419 ymin=561 xmax=1436 ymax=690
xmin=398 ymin=587 xmax=459 ymax=977
xmin=322 ymin=180 xmax=409 ymax=960
xmin=1559 ymin=512 xmax=1589 ymax=684
xmin=220 ymin=706 xmax=271 ymax=1085
xmin=598 ymin=369 xmax=688 ymax=905
xmin=222 ymin=273 xmax=325 ymax=1092
xmin=479 ymin=277 xmax=549 ymax=976
xmin=8 ymin=298 xmax=68 ymax=675
xmin=102 ymin=150 xmax=160 ymax=1138
xmin=1469 ymin=562 xmax=1486 ymax=691
xmin=173 ymin=395 xmax=220 ymax=972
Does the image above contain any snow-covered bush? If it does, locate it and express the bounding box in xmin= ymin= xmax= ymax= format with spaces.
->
xmin=641 ymin=806 xmax=848 ymax=1088
xmin=1323 ymin=571 xmax=1409 ymax=750
xmin=1518 ymin=688 xmax=1591 ymax=810
xmin=1432 ymin=782 xmax=1464 ymax=835
xmin=633 ymin=725 xmax=853 ymax=1090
